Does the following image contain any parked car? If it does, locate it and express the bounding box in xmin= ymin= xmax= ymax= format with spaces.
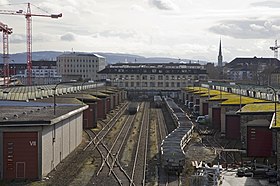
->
xmin=236 ymin=167 xmax=253 ymax=177
xmin=195 ymin=115 xmax=209 ymax=124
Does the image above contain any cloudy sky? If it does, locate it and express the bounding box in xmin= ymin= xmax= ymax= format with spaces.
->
xmin=1 ymin=0 xmax=280 ymax=62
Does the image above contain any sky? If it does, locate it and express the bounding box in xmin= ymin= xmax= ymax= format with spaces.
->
xmin=1 ymin=0 xmax=280 ymax=62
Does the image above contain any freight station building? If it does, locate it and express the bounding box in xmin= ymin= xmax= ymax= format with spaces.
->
xmin=0 ymin=83 xmax=126 ymax=180
xmin=0 ymin=100 xmax=88 ymax=180
xmin=182 ymin=84 xmax=280 ymax=174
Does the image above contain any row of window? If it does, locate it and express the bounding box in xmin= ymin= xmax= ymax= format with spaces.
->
xmin=61 ymin=69 xmax=97 ymax=73
xmin=116 ymin=82 xmax=187 ymax=87
xmin=32 ymin=69 xmax=57 ymax=72
xmin=58 ymin=59 xmax=98 ymax=63
xmin=111 ymin=75 xmax=195 ymax=80
xmin=113 ymin=68 xmax=200 ymax=73
xmin=58 ymin=64 xmax=99 ymax=68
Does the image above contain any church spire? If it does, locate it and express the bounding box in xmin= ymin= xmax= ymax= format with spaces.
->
xmin=218 ymin=38 xmax=223 ymax=67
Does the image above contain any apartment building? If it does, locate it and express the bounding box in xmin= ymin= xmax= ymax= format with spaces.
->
xmin=57 ymin=52 xmax=106 ymax=81
xmin=225 ymin=57 xmax=280 ymax=85
xmin=98 ymin=62 xmax=208 ymax=92
xmin=1 ymin=60 xmax=61 ymax=85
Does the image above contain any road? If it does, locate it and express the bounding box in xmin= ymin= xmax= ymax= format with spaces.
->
xmin=221 ymin=169 xmax=276 ymax=186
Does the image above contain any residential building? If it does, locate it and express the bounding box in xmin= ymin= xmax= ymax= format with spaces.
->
xmin=57 ymin=52 xmax=106 ymax=81
xmin=0 ymin=60 xmax=61 ymax=85
xmin=271 ymin=67 xmax=280 ymax=87
xmin=225 ymin=57 xmax=280 ymax=85
xmin=98 ymin=62 xmax=208 ymax=93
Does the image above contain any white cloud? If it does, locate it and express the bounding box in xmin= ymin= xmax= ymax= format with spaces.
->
xmin=0 ymin=0 xmax=8 ymax=4
xmin=250 ymin=24 xmax=267 ymax=32
xmin=251 ymin=1 xmax=280 ymax=8
xmin=61 ymin=33 xmax=75 ymax=41
xmin=10 ymin=34 xmax=25 ymax=44
xmin=209 ymin=19 xmax=280 ymax=39
xmin=150 ymin=0 xmax=178 ymax=11
xmin=3 ymin=0 xmax=280 ymax=62
xmin=130 ymin=4 xmax=145 ymax=12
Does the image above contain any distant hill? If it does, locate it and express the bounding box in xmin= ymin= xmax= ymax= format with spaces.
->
xmin=0 ymin=51 xmax=210 ymax=64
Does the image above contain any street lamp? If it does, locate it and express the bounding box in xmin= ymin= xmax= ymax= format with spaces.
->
xmin=230 ymin=82 xmax=242 ymax=111
xmin=268 ymin=86 xmax=277 ymax=126
xmin=208 ymin=80 xmax=212 ymax=100
xmin=53 ymin=81 xmax=76 ymax=115
xmin=219 ymin=83 xmax=222 ymax=100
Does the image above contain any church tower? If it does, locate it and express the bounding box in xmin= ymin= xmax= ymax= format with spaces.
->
xmin=218 ymin=39 xmax=223 ymax=67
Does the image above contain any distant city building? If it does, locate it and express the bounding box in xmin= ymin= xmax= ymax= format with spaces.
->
xmin=98 ymin=62 xmax=208 ymax=92
xmin=225 ymin=56 xmax=280 ymax=85
xmin=271 ymin=67 xmax=280 ymax=87
xmin=218 ymin=39 xmax=223 ymax=67
xmin=0 ymin=60 xmax=61 ymax=85
xmin=57 ymin=52 xmax=106 ymax=81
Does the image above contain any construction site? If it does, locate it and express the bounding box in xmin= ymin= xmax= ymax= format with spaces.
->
xmin=0 ymin=2 xmax=62 ymax=86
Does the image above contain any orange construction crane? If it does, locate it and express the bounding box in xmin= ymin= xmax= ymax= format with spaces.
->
xmin=0 ymin=21 xmax=12 ymax=86
xmin=0 ymin=3 xmax=62 ymax=85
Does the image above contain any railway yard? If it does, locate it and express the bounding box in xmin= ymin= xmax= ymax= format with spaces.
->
xmin=15 ymin=98 xmax=270 ymax=186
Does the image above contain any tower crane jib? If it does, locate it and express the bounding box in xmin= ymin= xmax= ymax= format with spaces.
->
xmin=0 ymin=3 xmax=62 ymax=85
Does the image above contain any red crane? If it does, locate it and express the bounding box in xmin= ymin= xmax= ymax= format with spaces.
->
xmin=0 ymin=3 xmax=62 ymax=85
xmin=0 ymin=21 xmax=12 ymax=86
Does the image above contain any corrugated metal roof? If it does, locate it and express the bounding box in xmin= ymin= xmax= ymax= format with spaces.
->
xmin=0 ymin=100 xmax=87 ymax=125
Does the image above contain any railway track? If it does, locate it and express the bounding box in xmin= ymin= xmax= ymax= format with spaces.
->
xmin=157 ymin=104 xmax=183 ymax=186
xmin=83 ymin=102 xmax=128 ymax=151
xmin=84 ymin=102 xmax=135 ymax=185
xmin=85 ymin=130 xmax=123 ymax=185
xmin=156 ymin=108 xmax=171 ymax=186
xmin=84 ymin=101 xmax=155 ymax=185
xmin=130 ymin=102 xmax=150 ymax=186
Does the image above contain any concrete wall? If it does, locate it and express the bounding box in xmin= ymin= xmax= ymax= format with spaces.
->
xmin=42 ymin=112 xmax=83 ymax=177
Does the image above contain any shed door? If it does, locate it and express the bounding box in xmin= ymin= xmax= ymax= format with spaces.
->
xmin=226 ymin=115 xmax=240 ymax=139
xmin=3 ymin=132 xmax=38 ymax=180
xmin=16 ymin=162 xmax=25 ymax=178
xmin=212 ymin=108 xmax=221 ymax=130
xmin=202 ymin=102 xmax=208 ymax=115
xmin=247 ymin=127 xmax=272 ymax=157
